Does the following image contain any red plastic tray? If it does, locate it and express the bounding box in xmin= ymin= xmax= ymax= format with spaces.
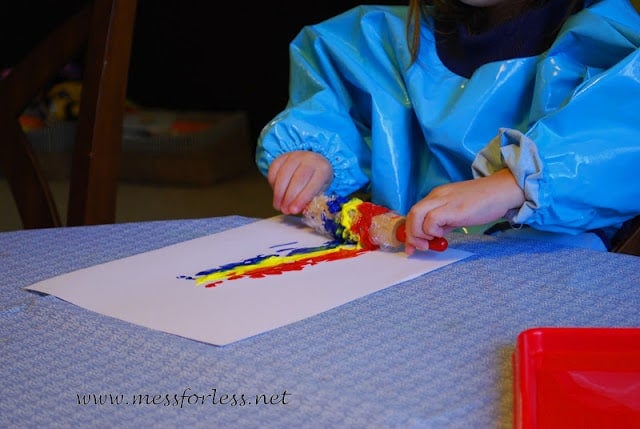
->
xmin=513 ymin=327 xmax=640 ymax=429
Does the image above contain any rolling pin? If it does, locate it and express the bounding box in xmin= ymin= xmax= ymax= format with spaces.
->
xmin=302 ymin=194 xmax=448 ymax=252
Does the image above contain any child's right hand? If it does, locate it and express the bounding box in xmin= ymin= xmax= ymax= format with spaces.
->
xmin=267 ymin=151 xmax=333 ymax=215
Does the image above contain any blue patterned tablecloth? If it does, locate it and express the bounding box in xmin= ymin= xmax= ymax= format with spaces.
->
xmin=1 ymin=216 xmax=639 ymax=428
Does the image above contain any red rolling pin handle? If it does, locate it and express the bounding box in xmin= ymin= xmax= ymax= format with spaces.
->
xmin=395 ymin=223 xmax=448 ymax=252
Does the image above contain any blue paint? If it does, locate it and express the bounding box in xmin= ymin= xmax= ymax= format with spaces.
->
xmin=192 ymin=241 xmax=344 ymax=277
xmin=270 ymin=241 xmax=298 ymax=248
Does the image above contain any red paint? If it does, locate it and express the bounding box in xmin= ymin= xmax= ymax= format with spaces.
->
xmin=350 ymin=202 xmax=389 ymax=250
xmin=395 ymin=223 xmax=406 ymax=243
xmin=349 ymin=202 xmax=447 ymax=251
xmin=246 ymin=247 xmax=366 ymax=278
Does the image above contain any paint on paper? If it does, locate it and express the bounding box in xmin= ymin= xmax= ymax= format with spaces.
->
xmin=178 ymin=240 xmax=368 ymax=288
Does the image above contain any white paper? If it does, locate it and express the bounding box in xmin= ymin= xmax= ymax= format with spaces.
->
xmin=25 ymin=216 xmax=472 ymax=345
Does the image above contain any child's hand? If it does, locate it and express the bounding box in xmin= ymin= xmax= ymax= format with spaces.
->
xmin=267 ymin=151 xmax=333 ymax=215
xmin=404 ymin=169 xmax=525 ymax=254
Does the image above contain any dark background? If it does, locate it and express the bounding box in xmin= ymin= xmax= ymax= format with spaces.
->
xmin=2 ymin=1 xmax=403 ymax=148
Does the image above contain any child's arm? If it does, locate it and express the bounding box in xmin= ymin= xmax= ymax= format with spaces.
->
xmin=255 ymin=6 xmax=411 ymax=203
xmin=470 ymin=1 xmax=640 ymax=234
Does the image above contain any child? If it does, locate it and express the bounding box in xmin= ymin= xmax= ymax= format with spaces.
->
xmin=255 ymin=0 xmax=640 ymax=254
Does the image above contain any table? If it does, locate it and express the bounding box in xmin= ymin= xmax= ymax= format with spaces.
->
xmin=2 ymin=216 xmax=639 ymax=428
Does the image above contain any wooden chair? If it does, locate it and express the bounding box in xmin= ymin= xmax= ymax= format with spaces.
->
xmin=0 ymin=0 xmax=137 ymax=228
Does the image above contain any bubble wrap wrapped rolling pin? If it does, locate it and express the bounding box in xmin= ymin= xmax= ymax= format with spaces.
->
xmin=303 ymin=195 xmax=448 ymax=252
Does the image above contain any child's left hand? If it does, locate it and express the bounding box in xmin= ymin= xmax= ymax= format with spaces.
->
xmin=404 ymin=169 xmax=525 ymax=254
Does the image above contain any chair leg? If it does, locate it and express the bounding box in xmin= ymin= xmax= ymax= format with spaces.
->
xmin=67 ymin=0 xmax=138 ymax=226
xmin=0 ymin=114 xmax=61 ymax=228
xmin=0 ymin=5 xmax=90 ymax=229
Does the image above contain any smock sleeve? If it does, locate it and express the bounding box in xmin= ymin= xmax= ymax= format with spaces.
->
xmin=255 ymin=6 xmax=411 ymax=198
xmin=473 ymin=2 xmax=640 ymax=234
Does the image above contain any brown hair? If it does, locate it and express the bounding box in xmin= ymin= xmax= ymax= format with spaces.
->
xmin=406 ymin=0 xmax=583 ymax=62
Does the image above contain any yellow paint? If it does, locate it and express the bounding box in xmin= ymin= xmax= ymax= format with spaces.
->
xmin=338 ymin=197 xmax=364 ymax=242
xmin=195 ymin=243 xmax=358 ymax=286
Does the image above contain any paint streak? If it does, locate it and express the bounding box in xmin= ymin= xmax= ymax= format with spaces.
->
xmin=179 ymin=240 xmax=368 ymax=288
xmin=315 ymin=195 xmax=447 ymax=252
xmin=339 ymin=200 xmax=389 ymax=250
xmin=318 ymin=197 xmax=391 ymax=250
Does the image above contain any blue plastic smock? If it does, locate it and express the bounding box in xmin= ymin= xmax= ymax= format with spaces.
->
xmin=256 ymin=0 xmax=640 ymax=235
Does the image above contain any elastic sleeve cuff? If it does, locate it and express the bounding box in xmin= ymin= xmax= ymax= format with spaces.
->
xmin=256 ymin=119 xmax=370 ymax=197
xmin=471 ymin=128 xmax=544 ymax=225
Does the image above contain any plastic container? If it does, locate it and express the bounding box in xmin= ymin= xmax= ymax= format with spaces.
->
xmin=513 ymin=327 xmax=640 ymax=428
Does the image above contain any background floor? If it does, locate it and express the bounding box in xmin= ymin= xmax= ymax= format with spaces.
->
xmin=0 ymin=167 xmax=279 ymax=232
